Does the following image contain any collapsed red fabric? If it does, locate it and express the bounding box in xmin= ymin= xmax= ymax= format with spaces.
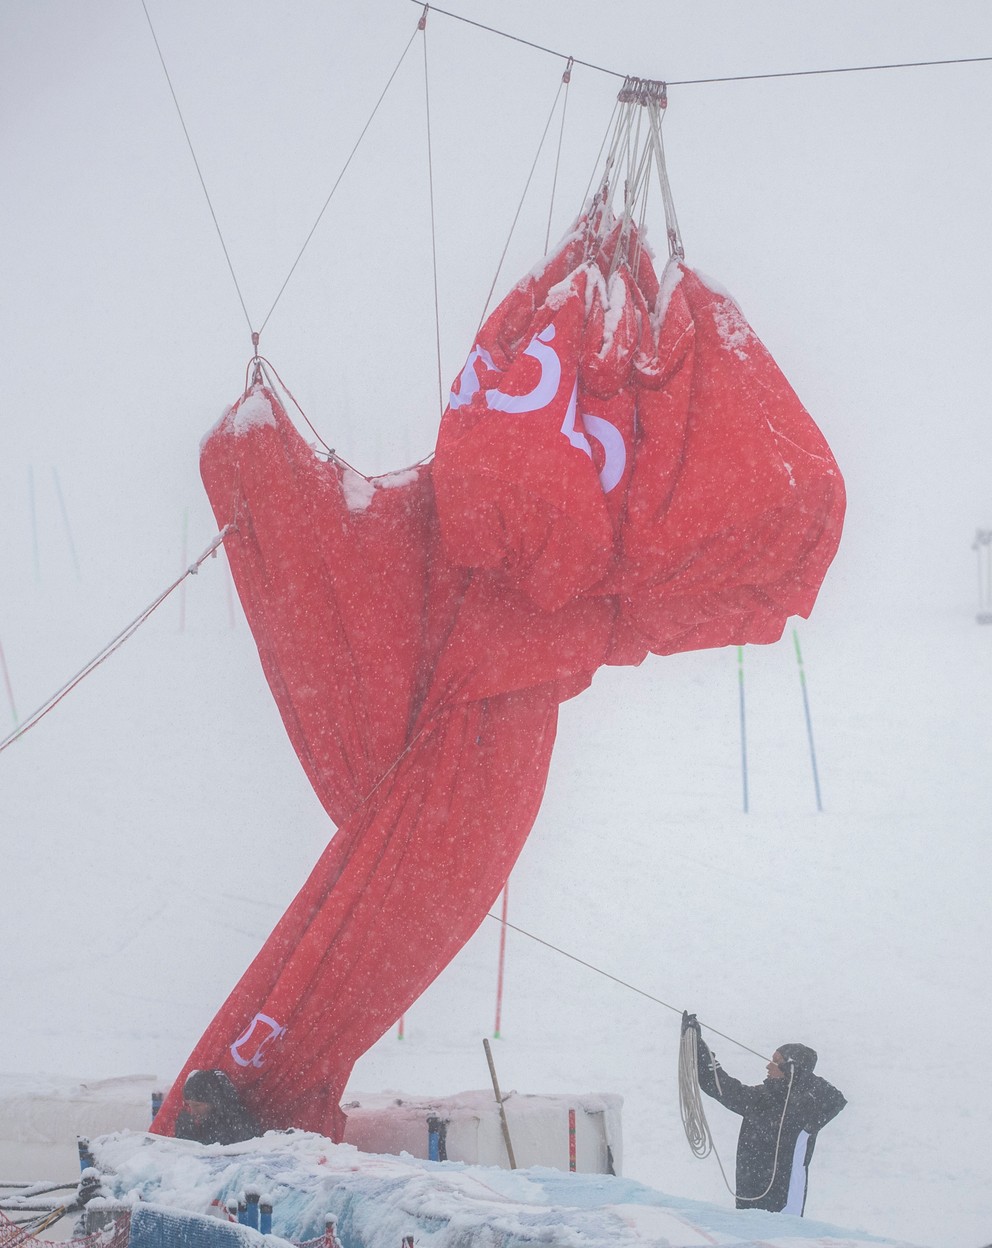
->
xmin=152 ymin=387 xmax=566 ymax=1141
xmin=432 ymin=222 xmax=845 ymax=662
xmin=153 ymin=211 xmax=844 ymax=1143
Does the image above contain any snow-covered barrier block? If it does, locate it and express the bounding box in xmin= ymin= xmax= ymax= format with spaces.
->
xmin=341 ymin=1089 xmax=621 ymax=1174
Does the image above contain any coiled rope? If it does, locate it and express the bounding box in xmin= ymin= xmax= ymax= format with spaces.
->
xmin=678 ymin=1021 xmax=796 ymax=1202
xmin=679 ymin=1023 xmax=719 ymax=1159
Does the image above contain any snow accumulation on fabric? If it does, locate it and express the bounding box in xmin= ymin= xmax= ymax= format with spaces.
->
xmin=339 ymin=464 xmax=376 ymax=511
xmin=89 ymin=1131 xmax=923 ymax=1248
xmin=339 ymin=465 xmax=421 ymax=511
xmin=230 ymin=392 xmax=278 ymax=436
xmin=199 ymin=392 xmax=277 ymax=451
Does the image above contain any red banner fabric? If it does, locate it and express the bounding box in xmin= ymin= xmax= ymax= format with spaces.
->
xmin=153 ymin=216 xmax=844 ymax=1142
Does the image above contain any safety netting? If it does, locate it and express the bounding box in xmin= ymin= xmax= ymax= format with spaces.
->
xmin=0 ymin=1209 xmax=130 ymax=1248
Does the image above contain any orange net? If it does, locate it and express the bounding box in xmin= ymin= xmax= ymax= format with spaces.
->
xmin=0 ymin=1207 xmax=130 ymax=1248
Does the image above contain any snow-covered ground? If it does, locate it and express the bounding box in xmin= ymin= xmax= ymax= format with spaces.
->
xmin=86 ymin=1128 xmax=925 ymax=1248
xmin=3 ymin=4 xmax=991 ymax=1248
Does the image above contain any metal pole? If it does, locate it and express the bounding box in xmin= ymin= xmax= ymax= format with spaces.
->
xmin=737 ymin=647 xmax=749 ymax=813
xmin=792 ymin=628 xmax=823 ymax=812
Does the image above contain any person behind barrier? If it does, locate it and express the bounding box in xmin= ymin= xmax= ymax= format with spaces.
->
xmin=682 ymin=1013 xmax=846 ymax=1215
xmin=174 ymin=1068 xmax=261 ymax=1145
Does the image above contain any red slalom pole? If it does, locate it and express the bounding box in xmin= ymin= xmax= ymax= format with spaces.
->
xmin=568 ymin=1108 xmax=576 ymax=1172
xmin=493 ymin=883 xmax=509 ymax=1037
xmin=0 ymin=637 xmax=18 ymax=729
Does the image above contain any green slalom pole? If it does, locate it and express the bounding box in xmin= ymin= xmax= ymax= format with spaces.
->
xmin=792 ymin=628 xmax=823 ymax=811
xmin=737 ymin=646 xmax=749 ymax=813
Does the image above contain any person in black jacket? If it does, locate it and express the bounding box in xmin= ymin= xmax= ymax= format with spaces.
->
xmin=174 ymin=1069 xmax=261 ymax=1145
xmin=684 ymin=1014 xmax=846 ymax=1215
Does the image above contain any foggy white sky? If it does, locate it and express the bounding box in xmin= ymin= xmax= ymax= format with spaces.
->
xmin=3 ymin=0 xmax=991 ymax=617
xmin=2 ymin=5 xmax=991 ymax=1247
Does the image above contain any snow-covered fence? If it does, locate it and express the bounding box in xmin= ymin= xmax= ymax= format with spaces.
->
xmin=125 ymin=1204 xmax=293 ymax=1248
xmin=0 ymin=1204 xmax=130 ymax=1248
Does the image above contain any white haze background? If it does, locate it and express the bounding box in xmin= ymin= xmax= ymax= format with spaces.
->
xmin=1 ymin=3 xmax=990 ymax=1247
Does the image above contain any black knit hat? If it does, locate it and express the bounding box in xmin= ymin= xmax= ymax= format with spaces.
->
xmin=183 ymin=1069 xmax=235 ymax=1103
xmin=777 ymin=1043 xmax=818 ymax=1072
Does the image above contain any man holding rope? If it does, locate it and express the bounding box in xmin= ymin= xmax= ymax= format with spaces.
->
xmin=682 ymin=1013 xmax=846 ymax=1216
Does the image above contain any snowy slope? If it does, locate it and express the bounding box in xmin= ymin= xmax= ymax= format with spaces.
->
xmin=2 ymin=3 xmax=992 ymax=1248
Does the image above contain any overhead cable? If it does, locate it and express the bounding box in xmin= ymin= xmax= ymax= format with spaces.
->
xmin=411 ymin=2 xmax=992 ymax=89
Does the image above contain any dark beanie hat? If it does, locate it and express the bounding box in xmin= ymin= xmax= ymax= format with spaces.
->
xmin=183 ymin=1068 xmax=233 ymax=1102
xmin=777 ymin=1043 xmax=818 ymax=1072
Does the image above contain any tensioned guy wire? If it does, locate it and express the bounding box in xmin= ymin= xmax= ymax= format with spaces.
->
xmin=140 ymin=0 xmax=254 ymax=335
xmin=0 ymin=528 xmax=232 ymax=757
xmin=410 ymin=2 xmax=992 ymax=88
xmin=421 ymin=13 xmax=446 ymax=418
xmin=258 ymin=19 xmax=424 ymax=334
xmin=141 ymin=0 xmax=425 ymax=342
xmin=486 ymin=912 xmax=771 ymax=1062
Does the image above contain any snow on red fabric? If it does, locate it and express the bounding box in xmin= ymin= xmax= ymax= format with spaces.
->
xmin=154 ymin=214 xmax=844 ymax=1143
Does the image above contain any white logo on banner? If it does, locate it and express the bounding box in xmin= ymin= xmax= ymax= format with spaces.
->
xmin=230 ymin=1012 xmax=287 ymax=1068
xmin=485 ymin=324 xmax=562 ymax=414
xmin=450 ymin=327 xmax=625 ymax=494
xmin=449 ymin=344 xmax=497 ymax=409
xmin=561 ymin=381 xmax=626 ymax=494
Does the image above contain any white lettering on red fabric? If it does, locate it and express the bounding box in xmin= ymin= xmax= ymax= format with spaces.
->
xmin=485 ymin=324 xmax=562 ymax=414
xmin=560 ymin=381 xmax=627 ymax=494
xmin=231 ymin=1012 xmax=287 ymax=1068
xmin=449 ymin=344 xmax=497 ymax=409
xmin=449 ymin=329 xmax=626 ymax=494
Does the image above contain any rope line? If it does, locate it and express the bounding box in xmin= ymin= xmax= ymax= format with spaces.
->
xmin=0 ymin=529 xmax=231 ymax=757
xmin=258 ymin=16 xmax=424 ymax=334
xmin=486 ymin=912 xmax=770 ymax=1062
xmin=475 ymin=75 xmax=567 ymax=337
xmin=544 ymin=60 xmax=573 ymax=253
xmin=421 ymin=15 xmax=446 ymax=418
xmin=668 ymin=54 xmax=992 ymax=87
xmin=139 ymin=0 xmax=254 ymax=335
xmin=249 ymin=357 xmax=337 ymax=459
xmin=410 ymin=3 xmax=992 ymax=88
xmin=142 ymin=0 xmax=422 ymax=343
xmin=409 ymin=3 xmax=624 ymax=79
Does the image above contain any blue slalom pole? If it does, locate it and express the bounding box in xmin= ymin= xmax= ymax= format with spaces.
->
xmin=29 ymin=466 xmax=40 ymax=581
xmin=52 ymin=467 xmax=80 ymax=580
xmin=737 ymin=646 xmax=749 ymax=813
xmin=792 ymin=628 xmax=823 ymax=811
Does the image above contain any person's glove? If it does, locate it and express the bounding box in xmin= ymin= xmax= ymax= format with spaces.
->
xmin=681 ymin=1010 xmax=700 ymax=1035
